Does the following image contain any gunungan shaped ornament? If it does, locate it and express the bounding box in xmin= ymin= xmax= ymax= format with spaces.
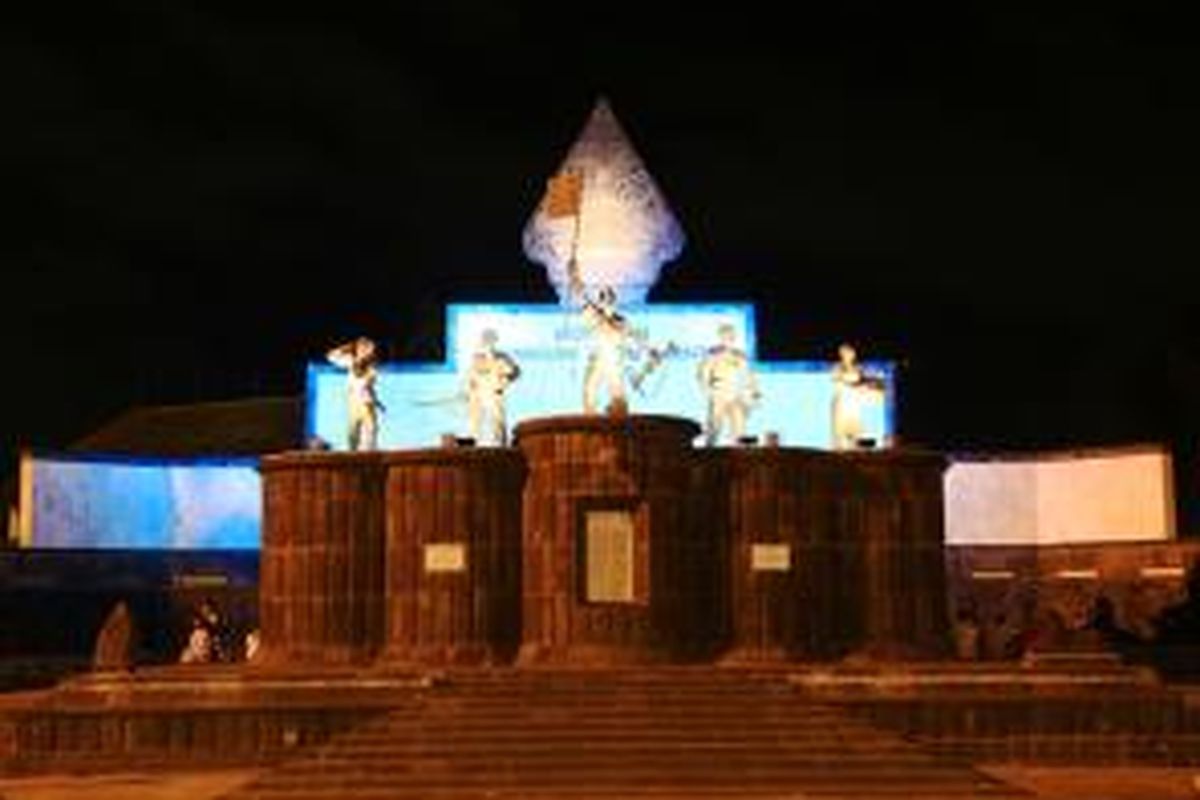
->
xmin=523 ymin=98 xmax=686 ymax=306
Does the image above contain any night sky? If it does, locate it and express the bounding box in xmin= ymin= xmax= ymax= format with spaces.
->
xmin=6 ymin=4 xmax=1200 ymax=492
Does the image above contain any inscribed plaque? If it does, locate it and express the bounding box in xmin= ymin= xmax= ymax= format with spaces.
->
xmin=424 ymin=542 xmax=467 ymax=573
xmin=751 ymin=543 xmax=791 ymax=572
xmin=584 ymin=510 xmax=635 ymax=602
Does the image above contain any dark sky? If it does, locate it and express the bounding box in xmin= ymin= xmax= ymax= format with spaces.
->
xmin=6 ymin=2 xmax=1200 ymax=481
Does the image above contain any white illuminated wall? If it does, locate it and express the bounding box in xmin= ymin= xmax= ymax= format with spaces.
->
xmin=307 ymin=302 xmax=896 ymax=450
xmin=945 ymin=448 xmax=1176 ymax=545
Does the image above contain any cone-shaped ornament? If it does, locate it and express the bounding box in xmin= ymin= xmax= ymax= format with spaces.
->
xmin=523 ymin=99 xmax=685 ymax=305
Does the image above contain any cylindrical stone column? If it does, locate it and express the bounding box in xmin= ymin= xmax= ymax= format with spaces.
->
xmin=258 ymin=451 xmax=385 ymax=666
xmin=381 ymin=448 xmax=525 ymax=666
xmin=515 ymin=414 xmax=702 ymax=665
xmin=723 ymin=449 xmax=842 ymax=662
xmin=838 ymin=450 xmax=951 ymax=659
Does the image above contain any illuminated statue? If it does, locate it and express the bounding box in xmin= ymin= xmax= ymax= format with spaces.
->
xmin=464 ymin=328 xmax=521 ymax=446
xmin=698 ymin=323 xmax=760 ymax=445
xmin=326 ymin=337 xmax=383 ymax=451
xmin=523 ymin=98 xmax=685 ymax=306
xmin=581 ymin=286 xmax=635 ymax=414
xmin=521 ymin=98 xmax=685 ymax=415
xmin=831 ymin=343 xmax=884 ymax=450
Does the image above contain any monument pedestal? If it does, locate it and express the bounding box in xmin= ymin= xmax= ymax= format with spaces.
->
xmin=380 ymin=449 xmax=525 ymax=667
xmin=844 ymin=451 xmax=953 ymax=660
xmin=259 ymin=448 xmax=524 ymax=668
xmin=514 ymin=415 xmax=705 ymax=666
xmin=258 ymin=420 xmax=951 ymax=668
xmin=710 ymin=448 xmax=951 ymax=663
xmin=258 ymin=451 xmax=386 ymax=666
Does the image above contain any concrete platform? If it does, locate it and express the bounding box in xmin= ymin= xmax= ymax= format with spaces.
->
xmin=2 ymin=766 xmax=1200 ymax=799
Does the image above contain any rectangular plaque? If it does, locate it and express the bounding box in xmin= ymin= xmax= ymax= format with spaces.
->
xmin=1053 ymin=568 xmax=1099 ymax=580
xmin=751 ymin=543 xmax=791 ymax=572
xmin=1141 ymin=566 xmax=1185 ymax=580
xmin=971 ymin=569 xmax=1016 ymax=581
xmin=424 ymin=542 xmax=467 ymax=573
xmin=584 ymin=510 xmax=635 ymax=602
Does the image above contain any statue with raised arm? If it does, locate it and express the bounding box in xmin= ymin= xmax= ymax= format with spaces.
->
xmin=831 ymin=342 xmax=884 ymax=451
xmin=464 ymin=328 xmax=521 ymax=446
xmin=580 ymin=285 xmax=635 ymax=415
xmin=326 ymin=336 xmax=383 ymax=451
xmin=698 ymin=323 xmax=760 ymax=445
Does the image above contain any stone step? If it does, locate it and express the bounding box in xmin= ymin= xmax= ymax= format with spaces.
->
xmin=228 ymin=750 xmax=1006 ymax=795
xmin=341 ymin=712 xmax=869 ymax=731
xmin=923 ymin=732 xmax=1200 ymax=764
xmin=339 ymin=720 xmax=902 ymax=742
xmin=238 ymin=767 xmax=1007 ymax=791
xmin=1 ymin=752 xmax=277 ymax=777
xmin=285 ymin=759 xmax=949 ymax=778
xmin=345 ymin=707 xmax=873 ymax=724
xmin=230 ymin=787 xmax=1021 ymax=800
xmin=334 ymin=733 xmax=918 ymax=754
xmin=411 ymin=689 xmax=808 ymax=700
xmin=216 ymin=673 xmax=1026 ymax=800
xmin=286 ymin=749 xmax=944 ymax=769
xmin=409 ymin=691 xmax=811 ymax=705
xmin=271 ymin=762 xmax=962 ymax=783
xmin=381 ymin=707 xmax=844 ymax=722
xmin=432 ymin=675 xmax=799 ymax=687
xmin=230 ymin=781 xmax=1015 ymax=799
xmin=326 ymin=736 xmax=922 ymax=754
xmin=440 ymin=665 xmax=1150 ymax=688
xmin=403 ymin=705 xmax=828 ymax=716
xmin=407 ymin=697 xmax=816 ymax=709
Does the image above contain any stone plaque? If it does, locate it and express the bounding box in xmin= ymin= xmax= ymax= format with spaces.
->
xmin=751 ymin=543 xmax=791 ymax=572
xmin=584 ymin=510 xmax=635 ymax=602
xmin=424 ymin=542 xmax=467 ymax=574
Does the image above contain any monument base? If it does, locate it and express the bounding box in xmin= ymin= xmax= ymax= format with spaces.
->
xmin=0 ymin=661 xmax=1180 ymax=774
xmin=515 ymin=643 xmax=675 ymax=668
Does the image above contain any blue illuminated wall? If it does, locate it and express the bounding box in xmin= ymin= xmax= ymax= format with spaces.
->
xmin=308 ymin=302 xmax=895 ymax=449
xmin=28 ymin=455 xmax=261 ymax=550
xmin=20 ymin=305 xmax=891 ymax=551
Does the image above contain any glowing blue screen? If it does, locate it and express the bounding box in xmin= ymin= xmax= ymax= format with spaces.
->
xmin=308 ymin=303 xmax=894 ymax=449
xmin=30 ymin=456 xmax=261 ymax=549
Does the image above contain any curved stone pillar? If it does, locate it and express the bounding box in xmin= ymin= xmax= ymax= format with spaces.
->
xmin=837 ymin=450 xmax=951 ymax=660
xmin=720 ymin=448 xmax=951 ymax=662
xmin=515 ymin=414 xmax=702 ymax=665
xmin=258 ymin=451 xmax=385 ymax=666
xmin=722 ymin=449 xmax=842 ymax=662
xmin=381 ymin=449 xmax=525 ymax=666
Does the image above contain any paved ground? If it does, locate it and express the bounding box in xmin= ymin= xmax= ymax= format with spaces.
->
xmin=2 ymin=767 xmax=1200 ymax=799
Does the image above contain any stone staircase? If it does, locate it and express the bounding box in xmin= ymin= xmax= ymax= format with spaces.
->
xmin=222 ymin=668 xmax=1025 ymax=799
